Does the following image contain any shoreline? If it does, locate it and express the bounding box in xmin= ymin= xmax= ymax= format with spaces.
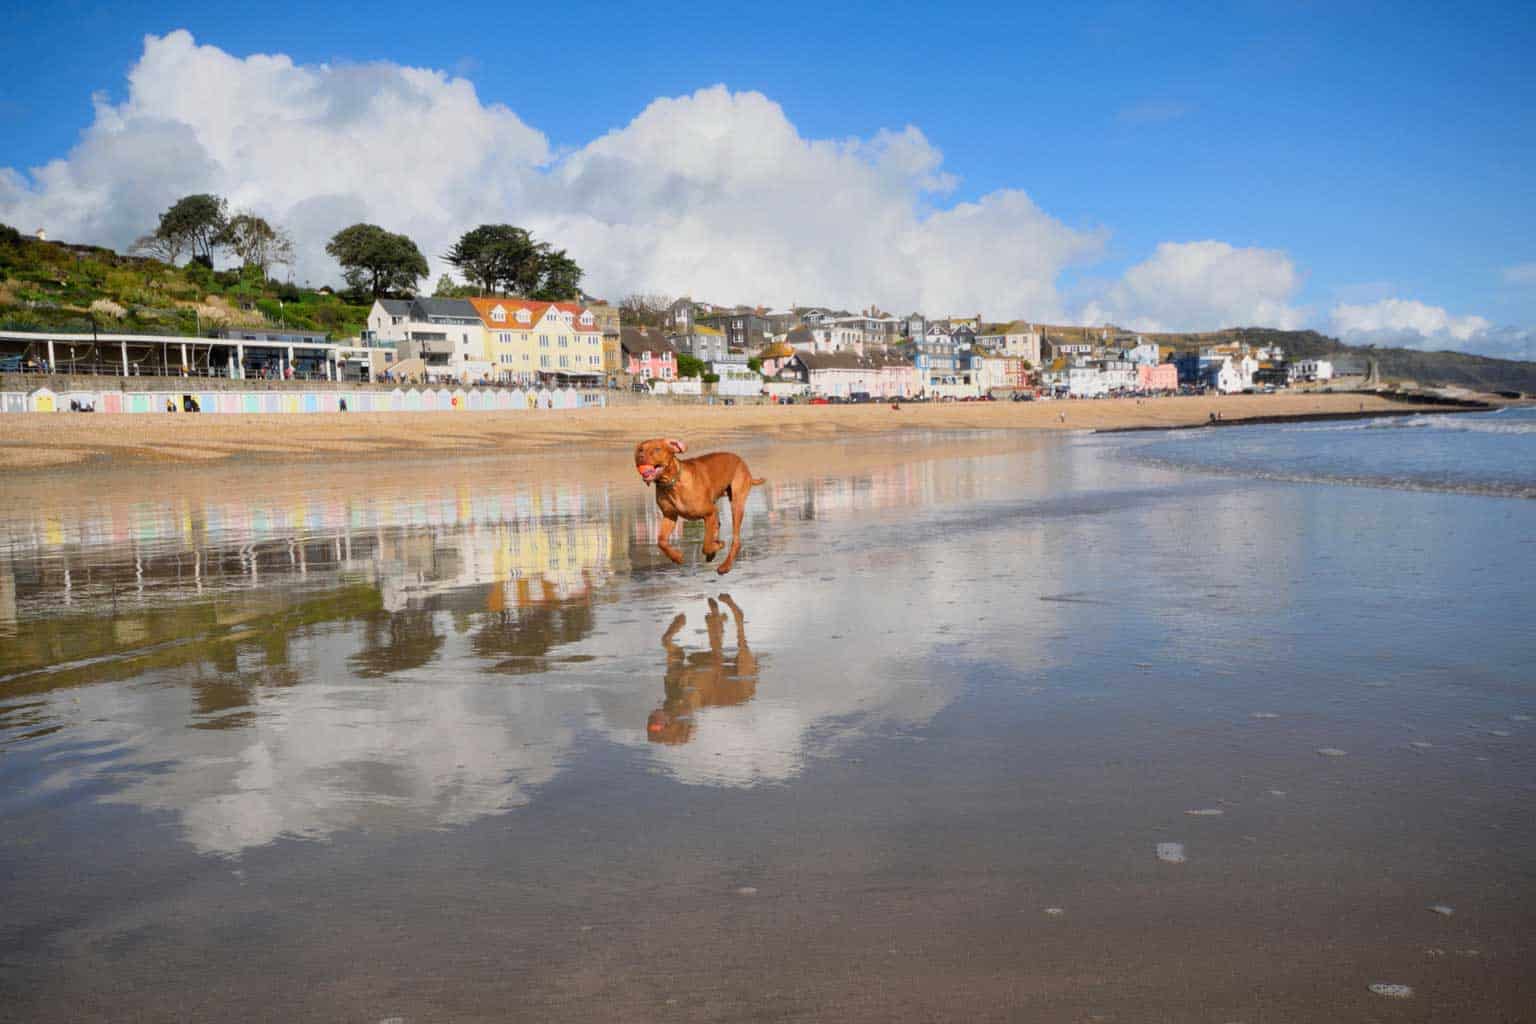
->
xmin=1095 ymin=392 xmax=1494 ymax=433
xmin=0 ymin=391 xmax=1495 ymax=474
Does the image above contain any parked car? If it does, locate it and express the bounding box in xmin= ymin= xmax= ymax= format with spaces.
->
xmin=809 ymin=396 xmax=830 ymax=405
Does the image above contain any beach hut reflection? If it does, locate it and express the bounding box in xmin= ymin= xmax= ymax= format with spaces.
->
xmin=647 ymin=595 xmax=759 ymax=744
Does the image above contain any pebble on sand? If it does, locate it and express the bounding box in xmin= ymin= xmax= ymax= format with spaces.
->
xmin=1185 ymin=808 xmax=1224 ymax=816
xmin=1368 ymin=983 xmax=1414 ymax=999
xmin=1316 ymin=747 xmax=1348 ymax=757
xmin=735 ymin=886 xmax=759 ymax=896
xmin=1043 ymin=907 xmax=1065 ymax=917
xmin=1156 ymin=842 xmax=1187 ymax=863
xmin=1429 ymin=904 xmax=1455 ymax=917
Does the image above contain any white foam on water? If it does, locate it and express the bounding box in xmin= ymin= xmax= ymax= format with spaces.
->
xmin=1185 ymin=808 xmax=1224 ymax=816
xmin=1317 ymin=747 xmax=1348 ymax=757
xmin=1250 ymin=711 xmax=1279 ymax=719
xmin=1156 ymin=842 xmax=1187 ymax=863
xmin=1409 ymin=740 xmax=1434 ymax=749
xmin=1368 ymin=983 xmax=1414 ymax=999
xmin=1488 ymin=729 xmax=1512 ymax=737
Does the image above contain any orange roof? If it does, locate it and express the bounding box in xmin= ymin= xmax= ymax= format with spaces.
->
xmin=467 ymin=297 xmax=598 ymax=332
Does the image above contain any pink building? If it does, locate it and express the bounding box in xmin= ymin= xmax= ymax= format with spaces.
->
xmin=621 ymin=327 xmax=677 ymax=382
xmin=1138 ymin=363 xmax=1178 ymax=391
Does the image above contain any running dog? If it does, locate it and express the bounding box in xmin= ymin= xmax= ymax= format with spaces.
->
xmin=634 ymin=438 xmax=764 ymax=575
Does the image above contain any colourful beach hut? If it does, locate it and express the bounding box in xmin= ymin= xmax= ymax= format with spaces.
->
xmin=28 ymin=387 xmax=58 ymax=412
xmin=199 ymin=392 xmax=220 ymax=413
xmin=242 ymin=394 xmax=261 ymax=414
xmin=301 ymin=393 xmax=319 ymax=413
xmin=405 ymin=388 xmax=422 ymax=411
xmin=218 ymin=394 xmax=240 ymax=414
xmin=128 ymin=393 xmax=153 ymax=414
xmin=100 ymin=392 xmax=123 ymax=414
xmin=1 ymin=392 xmax=28 ymax=414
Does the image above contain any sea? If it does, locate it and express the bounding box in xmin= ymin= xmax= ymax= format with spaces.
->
xmin=0 ymin=407 xmax=1532 ymax=1021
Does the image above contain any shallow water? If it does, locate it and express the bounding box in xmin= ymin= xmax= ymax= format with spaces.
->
xmin=2 ymin=427 xmax=1533 ymax=1021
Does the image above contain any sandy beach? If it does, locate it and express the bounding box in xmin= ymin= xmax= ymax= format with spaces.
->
xmin=0 ymin=391 xmax=1470 ymax=472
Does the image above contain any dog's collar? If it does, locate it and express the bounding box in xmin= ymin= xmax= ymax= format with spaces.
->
xmin=654 ymin=462 xmax=682 ymax=489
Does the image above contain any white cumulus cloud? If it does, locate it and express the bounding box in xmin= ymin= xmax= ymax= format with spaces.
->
xmin=1078 ymin=240 xmax=1307 ymax=332
xmin=1330 ymin=297 xmax=1534 ymax=361
xmin=0 ymin=31 xmax=1104 ymax=318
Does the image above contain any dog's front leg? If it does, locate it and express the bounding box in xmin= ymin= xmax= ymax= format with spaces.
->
xmin=701 ymin=509 xmax=723 ymax=561
xmin=656 ymin=513 xmax=685 ymax=565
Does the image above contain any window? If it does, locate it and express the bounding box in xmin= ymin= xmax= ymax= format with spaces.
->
xmin=559 ymin=337 xmax=568 ymax=348
xmin=491 ymin=306 xmax=506 ymax=323
xmin=540 ymin=335 xmax=549 ymax=347
xmin=515 ymin=309 xmax=531 ymax=324
xmin=540 ymin=355 xmax=550 ymax=368
xmin=559 ymin=355 xmax=569 ymax=368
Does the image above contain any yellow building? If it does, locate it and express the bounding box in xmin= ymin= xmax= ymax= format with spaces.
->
xmin=470 ymin=298 xmax=605 ymax=387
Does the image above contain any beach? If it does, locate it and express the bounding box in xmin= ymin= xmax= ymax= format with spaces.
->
xmin=0 ymin=390 xmax=1467 ymax=471
xmin=2 ymin=410 xmax=1533 ymax=1022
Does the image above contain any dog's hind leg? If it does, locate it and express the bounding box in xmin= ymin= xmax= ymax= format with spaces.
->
xmin=716 ymin=472 xmax=752 ymax=575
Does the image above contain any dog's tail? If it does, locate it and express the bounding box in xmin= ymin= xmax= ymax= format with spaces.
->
xmin=751 ymin=476 xmax=766 ymax=486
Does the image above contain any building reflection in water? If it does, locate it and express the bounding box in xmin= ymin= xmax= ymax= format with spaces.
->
xmin=0 ymin=451 xmax=1020 ymax=856
xmin=647 ymin=595 xmax=759 ymax=745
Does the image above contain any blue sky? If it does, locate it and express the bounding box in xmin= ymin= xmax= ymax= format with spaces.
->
xmin=2 ymin=1 xmax=1533 ymax=354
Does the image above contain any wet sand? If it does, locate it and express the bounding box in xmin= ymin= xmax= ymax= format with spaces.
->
xmin=1 ymin=430 xmax=1533 ymax=1022
xmin=0 ymin=391 xmax=1456 ymax=471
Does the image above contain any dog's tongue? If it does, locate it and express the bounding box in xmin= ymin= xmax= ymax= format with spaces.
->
xmin=638 ymin=464 xmax=659 ymax=482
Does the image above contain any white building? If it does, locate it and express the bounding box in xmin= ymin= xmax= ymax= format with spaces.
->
xmin=366 ymin=298 xmax=490 ymax=381
xmin=1292 ymin=359 xmax=1334 ymax=382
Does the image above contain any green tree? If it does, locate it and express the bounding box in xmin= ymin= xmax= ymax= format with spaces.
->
xmin=443 ymin=224 xmax=543 ymax=295
xmin=325 ymin=223 xmax=429 ymax=297
xmin=676 ymin=353 xmax=705 ymax=378
xmin=219 ymin=213 xmax=294 ymax=276
xmin=156 ymin=194 xmax=228 ymax=265
xmin=531 ymin=247 xmax=583 ymax=301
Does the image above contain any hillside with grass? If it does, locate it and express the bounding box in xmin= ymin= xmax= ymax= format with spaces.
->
xmin=0 ymin=224 xmax=370 ymax=340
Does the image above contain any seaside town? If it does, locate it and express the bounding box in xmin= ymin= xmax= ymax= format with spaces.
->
xmin=0 ymin=227 xmax=1357 ymax=413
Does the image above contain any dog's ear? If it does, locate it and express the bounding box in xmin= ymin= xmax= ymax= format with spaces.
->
xmin=666 ymin=439 xmax=686 ymax=454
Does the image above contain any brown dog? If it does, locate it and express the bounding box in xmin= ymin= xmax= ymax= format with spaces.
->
xmin=634 ymin=438 xmax=764 ymax=574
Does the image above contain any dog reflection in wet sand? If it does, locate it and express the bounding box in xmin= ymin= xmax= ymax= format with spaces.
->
xmin=647 ymin=595 xmax=759 ymax=745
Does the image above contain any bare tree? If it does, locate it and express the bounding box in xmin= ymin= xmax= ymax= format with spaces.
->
xmin=129 ymin=231 xmax=185 ymax=265
xmin=620 ymin=293 xmax=675 ymax=328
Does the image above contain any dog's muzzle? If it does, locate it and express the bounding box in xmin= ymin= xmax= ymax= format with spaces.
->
xmin=637 ymin=464 xmax=661 ymax=483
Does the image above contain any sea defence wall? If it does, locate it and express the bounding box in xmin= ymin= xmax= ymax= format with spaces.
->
xmin=0 ymin=379 xmax=607 ymax=415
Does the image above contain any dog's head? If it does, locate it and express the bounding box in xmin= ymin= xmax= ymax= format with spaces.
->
xmin=646 ymin=708 xmax=696 ymax=744
xmin=634 ymin=438 xmax=686 ymax=484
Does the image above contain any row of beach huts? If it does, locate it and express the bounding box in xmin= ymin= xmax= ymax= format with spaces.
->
xmin=0 ymin=385 xmax=608 ymax=415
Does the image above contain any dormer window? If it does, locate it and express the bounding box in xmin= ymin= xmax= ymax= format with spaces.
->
xmin=491 ymin=305 xmax=506 ymax=323
xmin=515 ymin=309 xmax=531 ymax=324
